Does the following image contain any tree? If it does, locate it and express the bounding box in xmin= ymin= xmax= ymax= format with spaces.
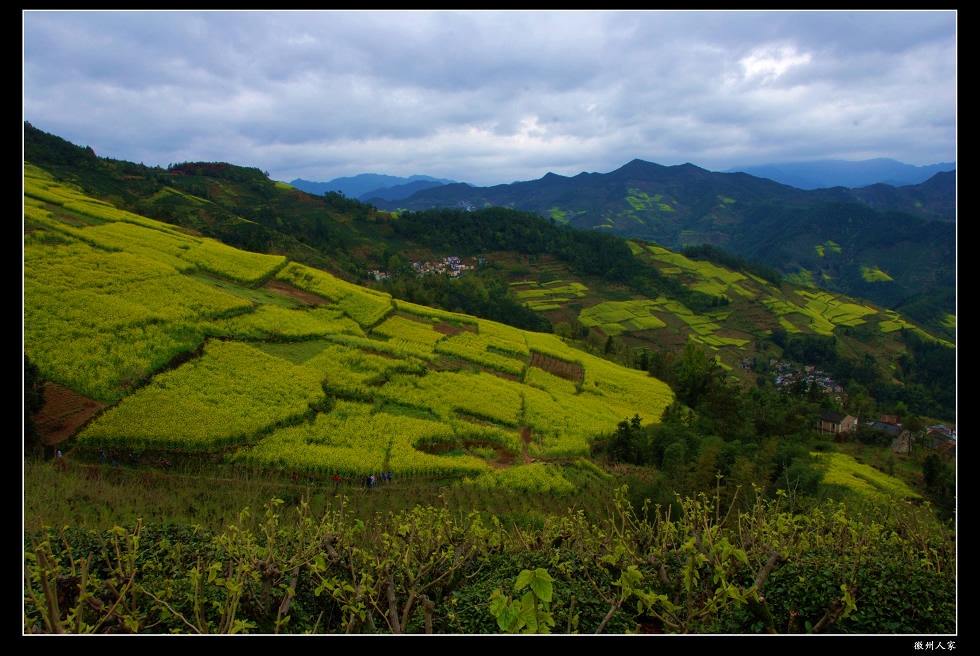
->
xmin=697 ymin=380 xmax=747 ymax=440
xmin=661 ymin=441 xmax=687 ymax=478
xmin=688 ymin=440 xmax=722 ymax=496
xmin=844 ymin=382 xmax=876 ymax=422
xmin=553 ymin=321 xmax=574 ymax=340
xmin=386 ymin=253 xmax=410 ymax=276
xmin=674 ymin=341 xmax=723 ymax=408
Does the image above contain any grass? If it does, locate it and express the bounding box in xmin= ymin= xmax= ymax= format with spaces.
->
xmin=23 ymin=454 xmax=626 ymax=536
xmin=812 ymin=451 xmax=921 ymax=502
xmin=459 ymin=462 xmax=576 ymax=495
xmin=515 ymin=278 xmax=588 ymax=313
xmin=642 ymin=244 xmax=755 ymax=298
xmin=251 ymin=339 xmax=339 ymax=364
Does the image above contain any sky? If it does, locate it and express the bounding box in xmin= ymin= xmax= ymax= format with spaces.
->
xmin=23 ymin=10 xmax=957 ymax=187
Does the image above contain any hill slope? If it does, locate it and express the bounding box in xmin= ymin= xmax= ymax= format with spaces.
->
xmin=24 ymin=162 xmax=676 ymax=475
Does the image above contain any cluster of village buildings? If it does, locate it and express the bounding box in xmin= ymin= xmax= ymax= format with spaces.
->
xmin=772 ymin=360 xmax=846 ymax=397
xmin=368 ymin=255 xmax=483 ymax=282
xmin=817 ymin=409 xmax=956 ymax=459
xmin=739 ymin=358 xmax=848 ymax=401
xmin=410 ymin=256 xmax=475 ymax=277
xmin=739 ymin=358 xmax=956 ymax=460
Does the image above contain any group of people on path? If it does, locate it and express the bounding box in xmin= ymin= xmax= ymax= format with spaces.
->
xmin=363 ymin=471 xmax=393 ymax=489
xmin=285 ymin=472 xmax=394 ymax=493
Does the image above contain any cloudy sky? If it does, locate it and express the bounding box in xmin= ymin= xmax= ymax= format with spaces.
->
xmin=23 ymin=10 xmax=956 ymax=187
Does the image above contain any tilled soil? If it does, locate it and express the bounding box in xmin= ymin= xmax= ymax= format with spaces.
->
xmin=35 ymin=382 xmax=104 ymax=446
xmin=262 ymin=280 xmax=331 ymax=306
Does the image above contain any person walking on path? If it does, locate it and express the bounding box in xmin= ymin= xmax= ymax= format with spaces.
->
xmin=55 ymin=449 xmax=66 ymax=472
xmin=333 ymin=473 xmax=340 ymax=494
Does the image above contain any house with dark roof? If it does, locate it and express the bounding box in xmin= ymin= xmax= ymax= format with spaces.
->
xmin=817 ymin=410 xmax=857 ymax=438
xmin=868 ymin=421 xmax=912 ymax=454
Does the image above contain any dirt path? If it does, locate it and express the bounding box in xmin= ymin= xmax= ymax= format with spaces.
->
xmin=520 ymin=426 xmax=533 ymax=464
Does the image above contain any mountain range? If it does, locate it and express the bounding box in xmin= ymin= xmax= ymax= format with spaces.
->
xmin=369 ymin=158 xmax=955 ymax=223
xmin=724 ymin=158 xmax=955 ymax=190
xmin=288 ymin=173 xmax=458 ymax=202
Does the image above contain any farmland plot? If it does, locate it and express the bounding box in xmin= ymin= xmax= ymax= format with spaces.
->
xmin=24 ymin=168 xmax=680 ymax=485
xmin=77 ymin=340 xmax=326 ymax=450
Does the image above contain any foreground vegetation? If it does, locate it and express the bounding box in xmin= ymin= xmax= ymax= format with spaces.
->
xmin=24 ymin=456 xmax=954 ymax=635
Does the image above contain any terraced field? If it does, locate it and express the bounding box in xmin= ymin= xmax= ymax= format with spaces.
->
xmin=542 ymin=238 xmax=955 ymax=375
xmin=24 ymin=167 xmax=674 ymax=479
xmin=512 ymin=278 xmax=589 ymax=311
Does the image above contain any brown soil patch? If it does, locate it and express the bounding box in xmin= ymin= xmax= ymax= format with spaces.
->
xmin=35 ymin=383 xmax=105 ymax=446
xmin=394 ymin=312 xmax=478 ymax=336
xmin=435 ymin=356 xmax=522 ymax=382
xmin=262 ymin=280 xmax=331 ymax=306
xmin=433 ymin=321 xmax=477 ymax=336
xmin=287 ymin=189 xmax=319 ymax=205
xmin=528 ymin=351 xmax=585 ymax=384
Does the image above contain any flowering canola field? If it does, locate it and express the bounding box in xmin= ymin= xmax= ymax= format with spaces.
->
xmin=24 ymin=166 xmax=674 ymax=479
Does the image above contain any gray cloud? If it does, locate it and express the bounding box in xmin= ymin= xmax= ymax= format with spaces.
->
xmin=24 ymin=10 xmax=956 ymax=186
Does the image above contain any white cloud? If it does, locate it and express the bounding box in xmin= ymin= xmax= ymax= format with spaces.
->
xmin=737 ymin=44 xmax=813 ymax=84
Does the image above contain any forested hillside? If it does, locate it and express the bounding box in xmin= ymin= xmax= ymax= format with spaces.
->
xmin=370 ymin=158 xmax=955 ymax=336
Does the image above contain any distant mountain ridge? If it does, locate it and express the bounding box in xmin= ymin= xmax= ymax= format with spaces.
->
xmin=372 ymin=158 xmax=955 ymax=223
xmin=288 ymin=173 xmax=458 ymax=201
xmin=359 ymin=179 xmax=459 ymax=203
xmin=370 ymin=158 xmax=955 ymax=330
xmin=724 ymin=158 xmax=955 ymax=190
